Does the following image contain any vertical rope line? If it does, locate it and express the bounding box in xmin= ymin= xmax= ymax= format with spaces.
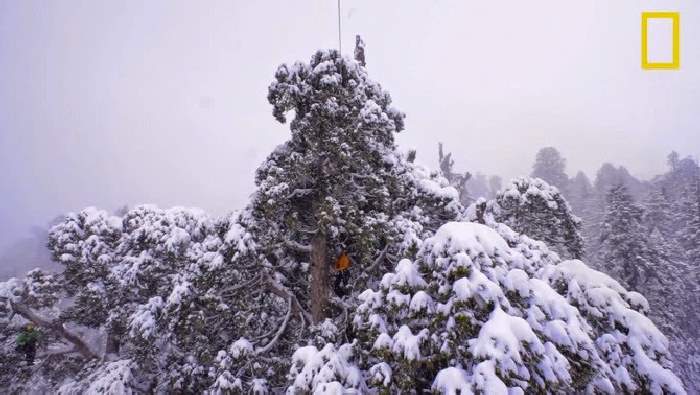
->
xmin=337 ymin=0 xmax=342 ymax=53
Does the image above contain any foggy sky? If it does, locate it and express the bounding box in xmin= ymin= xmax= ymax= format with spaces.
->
xmin=1 ymin=1 xmax=698 ymax=267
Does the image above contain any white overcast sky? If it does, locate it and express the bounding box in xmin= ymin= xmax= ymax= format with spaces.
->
xmin=0 ymin=0 xmax=698 ymax=255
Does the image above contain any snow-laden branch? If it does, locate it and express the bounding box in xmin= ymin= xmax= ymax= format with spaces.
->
xmin=283 ymin=239 xmax=312 ymax=253
xmin=330 ymin=296 xmax=350 ymax=342
xmin=220 ymin=275 xmax=261 ymax=297
xmin=265 ymin=274 xmax=312 ymax=323
xmin=366 ymin=245 xmax=390 ymax=273
xmin=287 ymin=188 xmax=314 ymax=199
xmin=10 ymin=300 xmax=97 ymax=360
xmin=255 ymin=296 xmax=292 ymax=355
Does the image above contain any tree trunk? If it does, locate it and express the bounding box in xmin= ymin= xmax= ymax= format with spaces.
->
xmin=105 ymin=321 xmax=123 ymax=357
xmin=10 ymin=300 xmax=97 ymax=359
xmin=310 ymin=231 xmax=329 ymax=323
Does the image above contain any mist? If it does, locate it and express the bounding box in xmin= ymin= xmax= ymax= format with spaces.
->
xmin=1 ymin=0 xmax=698 ymax=278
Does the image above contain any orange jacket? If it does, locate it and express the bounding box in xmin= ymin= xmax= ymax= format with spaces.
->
xmin=335 ymin=252 xmax=351 ymax=271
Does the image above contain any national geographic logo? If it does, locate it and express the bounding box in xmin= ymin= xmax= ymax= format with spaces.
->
xmin=642 ymin=11 xmax=680 ymax=70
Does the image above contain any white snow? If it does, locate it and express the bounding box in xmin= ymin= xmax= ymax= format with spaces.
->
xmin=380 ymin=259 xmax=427 ymax=290
xmin=166 ymin=281 xmax=192 ymax=308
xmin=128 ymin=296 xmax=163 ymax=339
xmin=431 ymin=367 xmax=473 ymax=395
xmin=229 ymin=337 xmax=253 ymax=359
xmin=409 ymin=290 xmax=434 ymax=314
xmin=427 ymin=222 xmax=510 ymax=257
xmin=58 ymin=359 xmax=136 ymax=395
xmin=368 ymin=362 xmax=392 ymax=387
xmin=391 ymin=326 xmax=427 ymax=361
xmin=287 ymin=342 xmax=364 ymax=394
xmin=470 ymin=306 xmax=544 ymax=369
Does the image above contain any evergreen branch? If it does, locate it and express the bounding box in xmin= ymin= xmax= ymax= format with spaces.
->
xmin=265 ymin=274 xmax=313 ymax=323
xmin=220 ymin=275 xmax=262 ymax=297
xmin=287 ymin=188 xmax=314 ymax=199
xmin=283 ymin=239 xmax=312 ymax=253
xmin=255 ymin=296 xmax=292 ymax=355
xmin=366 ymin=245 xmax=390 ymax=273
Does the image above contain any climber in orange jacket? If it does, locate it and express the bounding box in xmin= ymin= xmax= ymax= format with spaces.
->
xmin=334 ymin=250 xmax=352 ymax=296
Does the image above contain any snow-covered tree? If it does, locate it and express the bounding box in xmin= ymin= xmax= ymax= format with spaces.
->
xmin=657 ymin=154 xmax=700 ymax=202
xmin=667 ymin=151 xmax=680 ymax=172
xmin=643 ymin=188 xmax=671 ymax=231
xmin=650 ymin=156 xmax=700 ymax=392
xmin=0 ymin=47 xmax=465 ymax=393
xmin=0 ymin=205 xmax=264 ymax=393
xmin=531 ymin=147 xmax=569 ymax=194
xmin=258 ymin=48 xmax=462 ymax=324
xmin=568 ymin=171 xmax=593 ymax=214
xmin=597 ymin=184 xmax=661 ymax=291
xmin=288 ymin=221 xmax=686 ymax=394
xmin=468 ymin=177 xmax=584 ymax=260
xmin=602 ymin=181 xmax=700 ymax=393
xmin=593 ymin=163 xmax=649 ymax=201
xmin=0 ymin=47 xmax=691 ymax=393
xmin=677 ymin=179 xmax=700 ymax=264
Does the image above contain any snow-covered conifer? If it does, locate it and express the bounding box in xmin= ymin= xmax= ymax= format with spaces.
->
xmin=256 ymin=48 xmax=460 ymax=325
xmin=531 ymin=147 xmax=569 ymax=194
xmin=293 ymin=221 xmax=686 ymax=393
xmin=597 ymin=185 xmax=657 ymax=291
xmin=468 ymin=177 xmax=584 ymax=260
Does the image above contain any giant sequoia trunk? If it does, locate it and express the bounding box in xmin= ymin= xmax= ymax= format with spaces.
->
xmin=310 ymin=231 xmax=329 ymax=323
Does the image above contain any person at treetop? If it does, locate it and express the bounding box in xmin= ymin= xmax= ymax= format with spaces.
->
xmin=16 ymin=323 xmax=40 ymax=366
xmin=334 ymin=250 xmax=352 ymax=296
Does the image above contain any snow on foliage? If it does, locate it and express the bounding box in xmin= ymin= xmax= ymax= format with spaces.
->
xmin=58 ymin=359 xmax=137 ymax=395
xmin=0 ymin=204 xmax=264 ymax=393
xmin=287 ymin=342 xmax=365 ymax=394
xmin=294 ymin=221 xmax=686 ymax=394
xmin=468 ymin=177 xmax=584 ymax=260
xmin=0 ymin=47 xmax=687 ymax=394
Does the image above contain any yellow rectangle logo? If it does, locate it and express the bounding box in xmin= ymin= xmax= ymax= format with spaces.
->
xmin=642 ymin=12 xmax=680 ymax=70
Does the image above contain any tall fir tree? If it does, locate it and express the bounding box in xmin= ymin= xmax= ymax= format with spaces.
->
xmin=531 ymin=147 xmax=569 ymax=194
xmin=597 ymin=184 xmax=657 ymax=291
xmin=677 ymin=177 xmax=700 ymax=263
xmin=643 ymin=188 xmax=673 ymax=233
xmin=568 ymin=171 xmax=593 ymax=214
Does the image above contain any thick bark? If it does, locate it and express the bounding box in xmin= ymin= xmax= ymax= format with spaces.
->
xmin=10 ymin=300 xmax=97 ymax=359
xmin=310 ymin=231 xmax=329 ymax=323
xmin=105 ymin=321 xmax=124 ymax=356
